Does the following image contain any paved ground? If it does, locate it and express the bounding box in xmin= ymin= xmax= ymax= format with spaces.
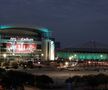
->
xmin=19 ymin=67 xmax=108 ymax=85
xmin=10 ymin=67 xmax=108 ymax=90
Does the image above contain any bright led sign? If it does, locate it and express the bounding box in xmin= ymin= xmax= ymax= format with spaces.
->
xmin=7 ymin=37 xmax=36 ymax=53
xmin=7 ymin=43 xmax=36 ymax=53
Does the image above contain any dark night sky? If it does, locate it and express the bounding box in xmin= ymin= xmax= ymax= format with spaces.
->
xmin=0 ymin=0 xmax=108 ymax=48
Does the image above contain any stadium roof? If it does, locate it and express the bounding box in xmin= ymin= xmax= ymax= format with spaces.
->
xmin=59 ymin=41 xmax=108 ymax=53
xmin=0 ymin=25 xmax=50 ymax=37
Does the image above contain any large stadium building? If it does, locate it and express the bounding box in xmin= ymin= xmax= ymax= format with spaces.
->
xmin=0 ymin=25 xmax=55 ymax=61
xmin=57 ymin=41 xmax=108 ymax=67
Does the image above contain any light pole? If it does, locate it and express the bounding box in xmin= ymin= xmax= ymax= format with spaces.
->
xmin=3 ymin=54 xmax=7 ymax=62
xmin=41 ymin=53 xmax=44 ymax=60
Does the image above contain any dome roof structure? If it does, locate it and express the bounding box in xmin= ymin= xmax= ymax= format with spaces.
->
xmin=0 ymin=26 xmax=50 ymax=38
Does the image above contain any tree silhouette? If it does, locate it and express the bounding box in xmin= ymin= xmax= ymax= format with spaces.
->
xmin=35 ymin=75 xmax=53 ymax=88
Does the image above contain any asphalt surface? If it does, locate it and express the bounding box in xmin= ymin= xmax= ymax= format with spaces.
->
xmin=18 ymin=67 xmax=108 ymax=85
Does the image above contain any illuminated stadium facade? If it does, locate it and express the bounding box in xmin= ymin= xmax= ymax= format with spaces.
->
xmin=57 ymin=48 xmax=108 ymax=61
xmin=57 ymin=41 xmax=108 ymax=61
xmin=0 ymin=26 xmax=55 ymax=61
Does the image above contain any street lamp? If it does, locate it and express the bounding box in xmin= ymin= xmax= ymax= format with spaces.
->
xmin=41 ymin=53 xmax=44 ymax=57
xmin=3 ymin=54 xmax=7 ymax=62
xmin=12 ymin=53 xmax=15 ymax=56
xmin=41 ymin=53 xmax=44 ymax=60
xmin=69 ymin=57 xmax=72 ymax=61
xmin=3 ymin=54 xmax=6 ymax=58
xmin=69 ymin=56 xmax=73 ymax=61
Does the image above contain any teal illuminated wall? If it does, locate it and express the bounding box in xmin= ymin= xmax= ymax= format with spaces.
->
xmin=38 ymin=28 xmax=51 ymax=38
xmin=57 ymin=52 xmax=108 ymax=60
xmin=0 ymin=25 xmax=12 ymax=29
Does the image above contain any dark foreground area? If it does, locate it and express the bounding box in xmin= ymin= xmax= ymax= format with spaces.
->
xmin=0 ymin=68 xmax=54 ymax=90
xmin=0 ymin=68 xmax=108 ymax=90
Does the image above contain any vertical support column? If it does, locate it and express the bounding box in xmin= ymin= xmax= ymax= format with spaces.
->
xmin=49 ymin=40 xmax=55 ymax=61
xmin=42 ymin=39 xmax=49 ymax=61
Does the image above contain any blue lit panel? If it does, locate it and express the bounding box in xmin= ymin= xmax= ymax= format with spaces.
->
xmin=39 ymin=28 xmax=49 ymax=33
xmin=0 ymin=25 xmax=12 ymax=29
xmin=38 ymin=28 xmax=51 ymax=38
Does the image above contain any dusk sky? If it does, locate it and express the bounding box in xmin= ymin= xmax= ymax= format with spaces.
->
xmin=0 ymin=0 xmax=108 ymax=48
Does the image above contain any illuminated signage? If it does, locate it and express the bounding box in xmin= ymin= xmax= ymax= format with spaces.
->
xmin=7 ymin=37 xmax=36 ymax=53
xmin=10 ymin=38 xmax=33 ymax=41
xmin=7 ymin=43 xmax=36 ymax=53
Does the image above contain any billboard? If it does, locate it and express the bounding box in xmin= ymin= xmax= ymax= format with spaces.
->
xmin=6 ymin=38 xmax=36 ymax=53
xmin=7 ymin=43 xmax=36 ymax=53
